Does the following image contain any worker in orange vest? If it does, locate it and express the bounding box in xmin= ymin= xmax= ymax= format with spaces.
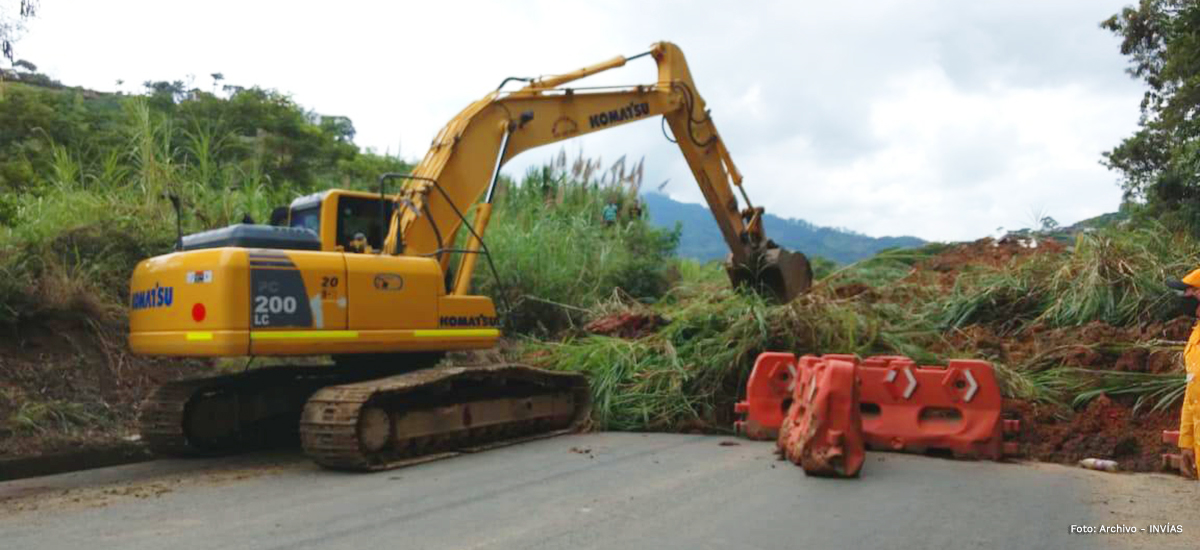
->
xmin=1167 ymin=271 xmax=1200 ymax=479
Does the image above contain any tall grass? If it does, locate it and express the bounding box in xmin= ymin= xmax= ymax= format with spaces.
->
xmin=1 ymin=100 xmax=308 ymax=325
xmin=126 ymin=99 xmax=175 ymax=204
xmin=475 ymin=153 xmax=678 ymax=334
xmin=1070 ymin=370 xmax=1188 ymax=412
xmin=1037 ymin=227 xmax=1200 ymax=326
xmin=938 ymin=227 xmax=1200 ymax=331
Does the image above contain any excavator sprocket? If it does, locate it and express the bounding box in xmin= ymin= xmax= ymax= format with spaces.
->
xmin=299 ymin=364 xmax=591 ymax=471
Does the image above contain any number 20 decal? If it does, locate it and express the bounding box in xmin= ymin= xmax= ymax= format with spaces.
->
xmin=254 ymin=295 xmax=297 ymax=314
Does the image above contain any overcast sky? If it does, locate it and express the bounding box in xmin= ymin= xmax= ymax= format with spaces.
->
xmin=11 ymin=0 xmax=1143 ymax=241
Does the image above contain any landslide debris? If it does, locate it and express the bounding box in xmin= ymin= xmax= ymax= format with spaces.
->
xmin=542 ymin=231 xmax=1190 ymax=472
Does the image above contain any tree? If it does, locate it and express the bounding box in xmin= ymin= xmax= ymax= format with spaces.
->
xmin=1103 ymin=1 xmax=1200 ymax=229
xmin=1 ymin=0 xmax=37 ymax=64
xmin=320 ymin=115 xmax=355 ymax=142
xmin=143 ymin=80 xmax=187 ymax=109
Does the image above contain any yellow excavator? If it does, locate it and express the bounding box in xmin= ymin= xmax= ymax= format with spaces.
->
xmin=130 ymin=42 xmax=812 ymax=471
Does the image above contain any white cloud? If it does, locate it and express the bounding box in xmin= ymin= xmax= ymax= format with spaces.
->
xmin=12 ymin=0 xmax=1143 ymax=241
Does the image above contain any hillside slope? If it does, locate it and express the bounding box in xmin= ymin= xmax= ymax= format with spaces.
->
xmin=642 ymin=192 xmax=925 ymax=264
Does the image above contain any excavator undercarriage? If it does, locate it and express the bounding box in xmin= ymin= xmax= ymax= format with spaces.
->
xmin=301 ymin=364 xmax=590 ymax=470
xmin=140 ymin=362 xmax=589 ymax=470
xmin=140 ymin=366 xmax=364 ymax=455
xmin=140 ymin=355 xmax=444 ymax=455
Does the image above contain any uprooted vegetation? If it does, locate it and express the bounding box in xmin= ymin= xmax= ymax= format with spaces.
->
xmin=527 ymin=230 xmax=1193 ymax=471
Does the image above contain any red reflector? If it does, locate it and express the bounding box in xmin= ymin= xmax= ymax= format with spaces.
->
xmin=192 ymin=303 xmax=207 ymax=322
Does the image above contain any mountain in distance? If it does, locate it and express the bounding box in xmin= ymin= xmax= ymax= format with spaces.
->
xmin=641 ymin=192 xmax=925 ymax=264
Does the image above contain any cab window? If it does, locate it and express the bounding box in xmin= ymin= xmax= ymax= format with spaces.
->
xmin=336 ymin=196 xmax=393 ymax=251
xmin=290 ymin=206 xmax=321 ymax=234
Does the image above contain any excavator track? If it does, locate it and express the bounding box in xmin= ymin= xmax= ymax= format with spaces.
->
xmin=140 ymin=376 xmax=221 ymax=455
xmin=299 ymin=364 xmax=591 ymax=471
xmin=139 ymin=366 xmax=377 ymax=456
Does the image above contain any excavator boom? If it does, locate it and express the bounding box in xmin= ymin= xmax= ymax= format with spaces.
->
xmin=384 ymin=42 xmax=811 ymax=302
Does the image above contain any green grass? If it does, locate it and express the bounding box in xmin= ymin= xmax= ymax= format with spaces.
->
xmin=0 ymin=88 xmax=398 ymax=326
xmin=934 ymin=227 xmax=1200 ymax=333
xmin=7 ymin=399 xmax=111 ymax=435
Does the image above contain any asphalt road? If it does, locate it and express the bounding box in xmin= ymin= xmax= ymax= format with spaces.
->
xmin=0 ymin=433 xmax=1193 ymax=550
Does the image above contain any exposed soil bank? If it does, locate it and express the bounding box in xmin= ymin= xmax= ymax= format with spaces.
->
xmin=0 ymin=315 xmax=210 ymax=459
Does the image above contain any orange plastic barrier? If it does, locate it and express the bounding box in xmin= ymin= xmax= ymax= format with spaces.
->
xmin=735 ymin=354 xmax=1019 ymax=460
xmin=849 ymin=355 xmax=1018 ymax=459
xmin=777 ymin=356 xmax=865 ymax=477
xmin=734 ymin=352 xmax=799 ymax=440
xmin=1162 ymin=430 xmax=1182 ymax=472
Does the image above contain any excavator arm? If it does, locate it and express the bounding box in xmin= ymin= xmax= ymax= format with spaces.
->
xmin=383 ymin=42 xmax=812 ymax=302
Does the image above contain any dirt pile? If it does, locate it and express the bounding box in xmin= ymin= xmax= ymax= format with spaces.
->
xmin=584 ymin=312 xmax=668 ymax=339
xmin=921 ymin=236 xmax=1065 ymax=274
xmin=1009 ymin=397 xmax=1178 ymax=472
xmin=940 ymin=318 xmax=1190 ymax=374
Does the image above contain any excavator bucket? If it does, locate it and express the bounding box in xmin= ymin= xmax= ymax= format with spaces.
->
xmin=726 ymin=246 xmax=813 ymax=303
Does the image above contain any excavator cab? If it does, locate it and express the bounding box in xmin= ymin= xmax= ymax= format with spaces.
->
xmin=283 ymin=190 xmax=393 ymax=253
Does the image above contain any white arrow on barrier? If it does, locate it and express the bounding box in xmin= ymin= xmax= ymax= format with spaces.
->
xmin=787 ymin=363 xmax=797 ymax=392
xmin=963 ymin=370 xmax=979 ymax=402
xmin=884 ymin=367 xmax=919 ymax=400
xmin=902 ymin=367 xmax=918 ymax=399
